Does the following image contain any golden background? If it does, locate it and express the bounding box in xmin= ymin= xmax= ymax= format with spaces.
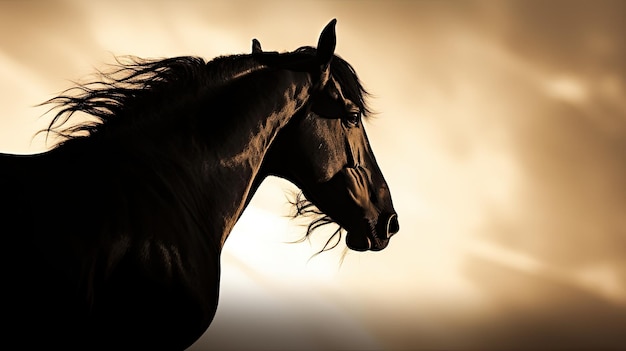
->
xmin=1 ymin=1 xmax=624 ymax=349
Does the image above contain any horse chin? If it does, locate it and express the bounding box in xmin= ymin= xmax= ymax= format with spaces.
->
xmin=345 ymin=231 xmax=370 ymax=252
xmin=345 ymin=228 xmax=389 ymax=252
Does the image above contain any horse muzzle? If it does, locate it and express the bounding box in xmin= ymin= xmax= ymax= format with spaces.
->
xmin=346 ymin=212 xmax=399 ymax=251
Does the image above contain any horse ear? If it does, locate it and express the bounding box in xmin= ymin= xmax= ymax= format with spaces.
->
xmin=315 ymin=19 xmax=336 ymax=88
xmin=316 ymin=19 xmax=336 ymax=69
xmin=252 ymin=39 xmax=262 ymax=54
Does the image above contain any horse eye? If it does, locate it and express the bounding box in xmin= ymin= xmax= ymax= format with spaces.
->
xmin=345 ymin=112 xmax=361 ymax=126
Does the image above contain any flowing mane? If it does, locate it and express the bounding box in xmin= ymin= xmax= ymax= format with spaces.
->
xmin=43 ymin=54 xmax=263 ymax=142
xmin=43 ymin=47 xmax=370 ymax=144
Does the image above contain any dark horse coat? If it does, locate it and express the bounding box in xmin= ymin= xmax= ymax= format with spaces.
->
xmin=0 ymin=20 xmax=398 ymax=350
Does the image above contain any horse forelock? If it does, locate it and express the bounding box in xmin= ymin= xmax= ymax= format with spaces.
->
xmin=293 ymin=46 xmax=372 ymax=118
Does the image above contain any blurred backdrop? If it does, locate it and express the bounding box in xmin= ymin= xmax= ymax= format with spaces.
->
xmin=1 ymin=0 xmax=625 ymax=349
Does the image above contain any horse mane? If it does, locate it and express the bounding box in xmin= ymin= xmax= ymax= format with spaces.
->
xmin=43 ymin=46 xmax=370 ymax=143
xmin=42 ymin=54 xmax=262 ymax=142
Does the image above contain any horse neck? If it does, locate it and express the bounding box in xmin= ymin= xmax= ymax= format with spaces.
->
xmin=196 ymin=68 xmax=313 ymax=247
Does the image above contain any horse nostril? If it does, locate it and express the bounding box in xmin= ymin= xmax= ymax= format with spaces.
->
xmin=386 ymin=213 xmax=399 ymax=239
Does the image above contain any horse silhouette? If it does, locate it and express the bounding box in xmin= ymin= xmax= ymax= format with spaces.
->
xmin=0 ymin=19 xmax=398 ymax=350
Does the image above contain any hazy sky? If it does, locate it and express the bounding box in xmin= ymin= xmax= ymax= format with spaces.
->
xmin=1 ymin=1 xmax=625 ymax=349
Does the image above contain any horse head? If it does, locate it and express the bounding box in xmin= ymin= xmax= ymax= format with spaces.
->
xmin=254 ymin=20 xmax=399 ymax=252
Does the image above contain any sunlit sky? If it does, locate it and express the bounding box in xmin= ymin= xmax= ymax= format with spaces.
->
xmin=1 ymin=1 xmax=625 ymax=349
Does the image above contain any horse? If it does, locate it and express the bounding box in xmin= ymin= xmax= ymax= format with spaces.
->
xmin=0 ymin=19 xmax=399 ymax=350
